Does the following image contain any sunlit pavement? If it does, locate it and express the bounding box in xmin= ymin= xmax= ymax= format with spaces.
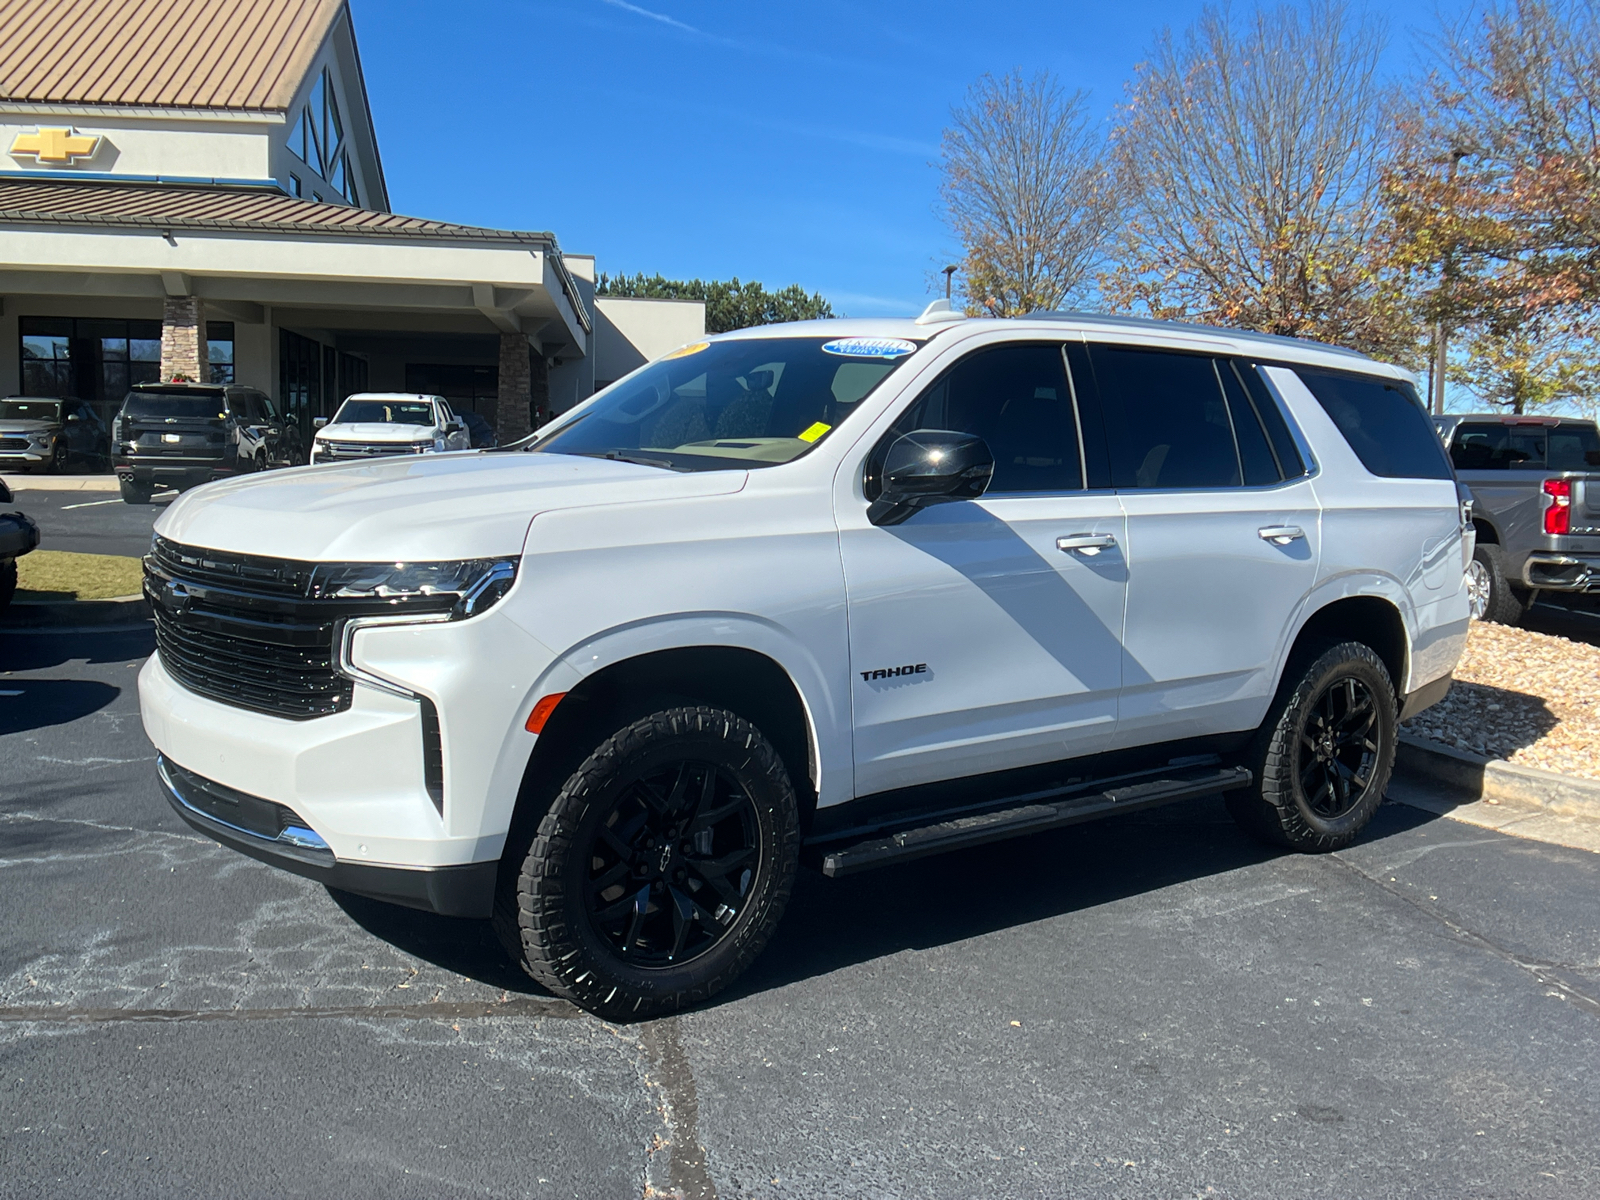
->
xmin=2 ymin=626 xmax=1598 ymax=1198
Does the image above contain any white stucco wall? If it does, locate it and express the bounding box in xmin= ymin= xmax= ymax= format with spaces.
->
xmin=1 ymin=113 xmax=275 ymax=183
xmin=593 ymin=296 xmax=706 ymax=387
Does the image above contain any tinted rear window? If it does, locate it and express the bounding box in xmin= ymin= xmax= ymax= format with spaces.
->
xmin=1549 ymin=424 xmax=1600 ymax=470
xmin=1295 ymin=368 xmax=1452 ymax=480
xmin=122 ymin=392 xmax=227 ymax=420
xmin=1448 ymin=422 xmax=1545 ymax=470
xmin=1090 ymin=345 xmax=1240 ymax=490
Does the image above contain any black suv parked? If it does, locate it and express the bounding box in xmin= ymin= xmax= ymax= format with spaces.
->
xmin=113 ymin=383 xmax=305 ymax=504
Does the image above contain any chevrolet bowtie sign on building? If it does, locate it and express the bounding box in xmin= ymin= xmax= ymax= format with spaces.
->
xmin=9 ymin=126 xmax=101 ymax=163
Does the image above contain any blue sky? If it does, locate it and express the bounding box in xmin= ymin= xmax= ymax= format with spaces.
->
xmin=352 ymin=0 xmax=1477 ymax=319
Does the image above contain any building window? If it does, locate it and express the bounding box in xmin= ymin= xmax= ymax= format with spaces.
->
xmin=286 ymin=66 xmax=359 ymax=205
xmin=19 ymin=316 xmax=161 ymax=429
xmin=207 ymin=321 xmax=235 ymax=384
xmin=338 ymin=352 xmax=369 ymax=403
xmin=404 ymin=363 xmax=499 ymax=420
xmin=279 ymin=329 xmax=322 ymax=438
xmin=288 ymin=174 xmax=301 ymax=197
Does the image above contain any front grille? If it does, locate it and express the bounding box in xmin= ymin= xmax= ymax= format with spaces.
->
xmin=147 ymin=537 xmax=458 ymax=720
xmin=0 ymin=437 xmax=30 ymax=451
xmin=318 ymin=440 xmax=427 ymax=459
xmin=148 ymin=538 xmax=350 ymax=719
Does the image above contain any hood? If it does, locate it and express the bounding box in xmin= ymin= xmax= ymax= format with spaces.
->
xmin=153 ymin=450 xmax=748 ymax=561
xmin=0 ymin=419 xmax=59 ymax=434
xmin=318 ymin=423 xmax=435 ymax=442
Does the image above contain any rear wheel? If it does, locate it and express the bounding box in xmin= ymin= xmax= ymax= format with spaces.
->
xmin=496 ymin=706 xmax=799 ymax=1021
xmin=119 ymin=478 xmax=153 ymax=505
xmin=1227 ymin=642 xmax=1396 ymax=852
xmin=1472 ymin=543 xmax=1535 ymax=625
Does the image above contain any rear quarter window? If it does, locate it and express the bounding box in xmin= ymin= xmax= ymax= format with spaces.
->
xmin=1295 ymin=367 xmax=1453 ymax=480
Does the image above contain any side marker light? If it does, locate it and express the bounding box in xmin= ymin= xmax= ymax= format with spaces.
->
xmin=525 ymin=692 xmax=567 ymax=734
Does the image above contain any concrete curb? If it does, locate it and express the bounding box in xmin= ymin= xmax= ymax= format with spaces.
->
xmin=1 ymin=595 xmax=150 ymax=628
xmin=1 ymin=475 xmax=121 ymax=492
xmin=1396 ymin=734 xmax=1600 ymax=821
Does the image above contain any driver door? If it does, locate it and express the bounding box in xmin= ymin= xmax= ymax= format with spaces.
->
xmin=838 ymin=342 xmax=1127 ymax=797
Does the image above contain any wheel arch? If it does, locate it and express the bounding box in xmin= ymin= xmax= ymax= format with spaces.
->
xmin=1281 ymin=587 xmax=1411 ymax=700
xmin=501 ymin=619 xmax=839 ymax=870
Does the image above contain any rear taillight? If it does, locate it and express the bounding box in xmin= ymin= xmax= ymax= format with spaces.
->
xmin=1543 ymin=478 xmax=1572 ymax=535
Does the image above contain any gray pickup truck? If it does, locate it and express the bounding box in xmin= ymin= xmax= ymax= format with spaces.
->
xmin=1435 ymin=414 xmax=1600 ymax=623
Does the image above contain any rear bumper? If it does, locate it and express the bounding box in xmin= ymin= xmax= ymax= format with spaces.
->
xmin=1523 ymin=553 xmax=1600 ymax=592
xmin=158 ymin=754 xmax=497 ymax=918
xmin=115 ymin=457 xmax=233 ymax=487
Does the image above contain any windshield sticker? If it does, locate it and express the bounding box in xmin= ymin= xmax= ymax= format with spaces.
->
xmin=798 ymin=421 xmax=832 ymax=443
xmin=662 ymin=341 xmax=709 ymax=360
xmin=821 ymin=337 xmax=917 ymax=359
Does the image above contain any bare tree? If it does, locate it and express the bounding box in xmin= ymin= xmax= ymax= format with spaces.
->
xmin=1105 ymin=1 xmax=1414 ymax=356
xmin=939 ymin=71 xmax=1118 ymax=317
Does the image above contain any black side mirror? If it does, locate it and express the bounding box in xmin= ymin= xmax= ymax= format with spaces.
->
xmin=868 ymin=430 xmax=995 ymax=526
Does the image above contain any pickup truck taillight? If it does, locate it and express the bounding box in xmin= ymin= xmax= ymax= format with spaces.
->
xmin=1543 ymin=478 xmax=1572 ymax=535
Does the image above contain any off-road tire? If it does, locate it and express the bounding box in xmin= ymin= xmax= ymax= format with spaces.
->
xmin=1227 ymin=642 xmax=1397 ymax=852
xmin=495 ymin=706 xmax=800 ymax=1021
xmin=0 ymin=559 xmax=15 ymax=610
xmin=1473 ymin=543 xmax=1535 ymax=625
xmin=119 ymin=478 xmax=153 ymax=505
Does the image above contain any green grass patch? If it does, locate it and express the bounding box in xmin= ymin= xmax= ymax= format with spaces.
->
xmin=16 ymin=550 xmax=144 ymax=602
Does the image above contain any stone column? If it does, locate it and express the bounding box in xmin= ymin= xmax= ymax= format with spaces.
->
xmin=529 ymin=348 xmax=550 ymax=429
xmin=495 ymin=333 xmax=533 ymax=443
xmin=160 ymin=296 xmax=209 ymax=382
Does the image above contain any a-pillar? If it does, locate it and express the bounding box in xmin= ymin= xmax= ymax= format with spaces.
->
xmin=496 ymin=332 xmax=535 ymax=443
xmin=160 ymin=296 xmax=208 ymax=382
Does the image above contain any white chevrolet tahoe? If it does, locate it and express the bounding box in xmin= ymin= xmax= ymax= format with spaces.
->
xmin=140 ymin=307 xmax=1470 ymax=1019
xmin=309 ymin=392 xmax=471 ymax=464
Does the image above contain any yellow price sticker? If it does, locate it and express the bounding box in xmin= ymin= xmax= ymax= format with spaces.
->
xmin=663 ymin=341 xmax=709 ymax=360
xmin=798 ymin=421 xmax=832 ymax=443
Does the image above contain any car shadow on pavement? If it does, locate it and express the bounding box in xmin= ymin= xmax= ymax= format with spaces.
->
xmin=319 ymin=794 xmax=1444 ymax=1008
xmin=0 ymin=678 xmax=123 ymax=735
xmin=325 ymin=886 xmax=549 ymax=995
xmin=0 ymin=625 xmax=153 ymax=671
xmin=1523 ymin=597 xmax=1600 ymax=649
xmin=1400 ymin=679 xmax=1558 ymax=761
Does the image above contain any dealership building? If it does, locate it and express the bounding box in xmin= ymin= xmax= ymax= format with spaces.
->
xmin=0 ymin=0 xmax=702 ymax=443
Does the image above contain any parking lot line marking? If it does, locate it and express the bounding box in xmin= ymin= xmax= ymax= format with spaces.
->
xmin=59 ymin=498 xmax=124 ymax=509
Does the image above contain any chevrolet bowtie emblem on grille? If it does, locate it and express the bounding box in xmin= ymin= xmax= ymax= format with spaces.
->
xmin=163 ymin=580 xmax=191 ymax=612
xmin=9 ymin=126 xmax=101 ymax=164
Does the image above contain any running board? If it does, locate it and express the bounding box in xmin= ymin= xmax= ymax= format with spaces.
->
xmin=819 ymin=765 xmax=1253 ymax=878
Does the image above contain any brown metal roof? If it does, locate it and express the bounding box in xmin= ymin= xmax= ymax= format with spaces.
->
xmin=0 ymin=178 xmax=558 ymax=245
xmin=0 ymin=0 xmax=341 ymax=110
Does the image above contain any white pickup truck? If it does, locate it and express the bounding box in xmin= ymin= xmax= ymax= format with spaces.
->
xmin=309 ymin=392 xmax=471 ymax=464
xmin=140 ymin=307 xmax=1470 ymax=1019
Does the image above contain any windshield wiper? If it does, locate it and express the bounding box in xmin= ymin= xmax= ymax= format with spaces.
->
xmin=582 ymin=450 xmax=688 ymax=472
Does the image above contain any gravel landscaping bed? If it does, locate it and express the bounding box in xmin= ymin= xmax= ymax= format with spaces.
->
xmin=1403 ymin=617 xmax=1600 ymax=780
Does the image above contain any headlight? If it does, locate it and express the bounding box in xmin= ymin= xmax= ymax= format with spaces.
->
xmin=309 ymin=556 xmax=519 ymax=618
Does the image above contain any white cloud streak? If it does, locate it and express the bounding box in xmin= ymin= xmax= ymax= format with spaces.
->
xmin=598 ymin=0 xmax=699 ymax=34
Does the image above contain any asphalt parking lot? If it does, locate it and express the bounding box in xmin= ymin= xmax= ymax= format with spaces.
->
xmin=3 ymin=494 xmax=1600 ymax=1198
xmin=2 ymin=623 xmax=1598 ymax=1199
xmin=3 ymin=483 xmax=172 ymax=559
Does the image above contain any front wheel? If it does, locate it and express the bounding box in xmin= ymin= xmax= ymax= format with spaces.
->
xmin=1227 ymin=642 xmax=1397 ymax=852
xmin=496 ymin=706 xmax=800 ymax=1020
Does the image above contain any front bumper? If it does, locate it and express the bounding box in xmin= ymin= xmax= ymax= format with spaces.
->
xmin=1523 ymin=553 xmax=1600 ymax=592
xmin=0 ymin=449 xmax=50 ymax=466
xmin=158 ymin=755 xmax=497 ymax=917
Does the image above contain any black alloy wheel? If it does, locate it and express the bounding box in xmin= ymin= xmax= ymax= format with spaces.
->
xmin=1294 ymin=675 xmax=1380 ymax=819
xmin=49 ymin=440 xmax=68 ymax=474
xmin=498 ymin=706 xmax=800 ymax=1020
xmin=1227 ymin=641 xmax=1396 ymax=851
xmin=583 ymin=759 xmax=761 ymax=967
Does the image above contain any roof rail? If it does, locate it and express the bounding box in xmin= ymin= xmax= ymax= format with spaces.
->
xmin=1026 ymin=310 xmax=1371 ymax=361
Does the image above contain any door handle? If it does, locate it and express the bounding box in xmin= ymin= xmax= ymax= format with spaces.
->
xmin=1258 ymin=525 xmax=1305 ymax=545
xmin=1056 ymin=533 xmax=1117 ymax=556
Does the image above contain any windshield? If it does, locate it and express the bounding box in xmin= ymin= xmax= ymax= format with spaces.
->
xmin=533 ymin=335 xmax=919 ymax=470
xmin=121 ymin=392 xmax=226 ymax=420
xmin=0 ymin=399 xmax=61 ymax=421
xmin=336 ymin=399 xmax=435 ymax=426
